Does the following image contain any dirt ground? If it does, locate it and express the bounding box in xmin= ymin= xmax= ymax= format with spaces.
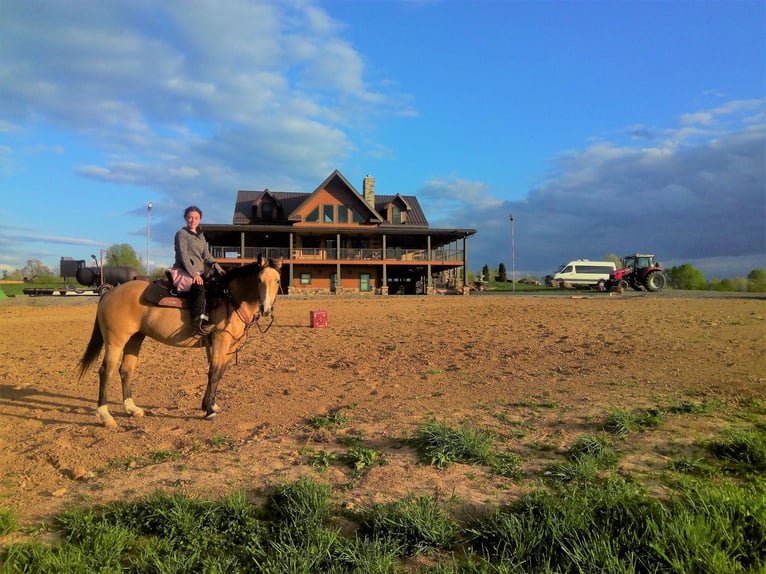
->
xmin=0 ymin=290 xmax=764 ymax=537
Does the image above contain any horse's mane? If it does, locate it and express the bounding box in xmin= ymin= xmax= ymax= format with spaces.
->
xmin=222 ymin=261 xmax=262 ymax=283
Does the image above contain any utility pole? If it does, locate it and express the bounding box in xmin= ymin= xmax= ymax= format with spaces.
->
xmin=509 ymin=213 xmax=515 ymax=293
xmin=146 ymin=201 xmax=153 ymax=275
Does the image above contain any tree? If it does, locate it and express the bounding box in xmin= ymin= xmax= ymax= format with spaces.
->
xmin=21 ymin=259 xmax=53 ymax=280
xmin=105 ymin=244 xmax=142 ymax=269
xmin=481 ymin=264 xmax=490 ymax=282
xmin=605 ymin=253 xmax=623 ymax=267
xmin=666 ymin=264 xmax=706 ymax=290
xmin=747 ymin=269 xmax=766 ymax=292
xmin=498 ymin=262 xmax=507 ymax=282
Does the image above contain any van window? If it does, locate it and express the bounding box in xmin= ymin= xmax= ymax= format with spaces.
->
xmin=576 ymin=265 xmax=613 ymax=274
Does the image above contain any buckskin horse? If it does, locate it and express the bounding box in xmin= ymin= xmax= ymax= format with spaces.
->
xmin=79 ymin=255 xmax=282 ymax=427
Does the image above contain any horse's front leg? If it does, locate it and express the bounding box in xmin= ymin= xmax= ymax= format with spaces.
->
xmin=201 ymin=336 xmax=232 ymax=419
xmin=120 ymin=334 xmax=146 ymax=418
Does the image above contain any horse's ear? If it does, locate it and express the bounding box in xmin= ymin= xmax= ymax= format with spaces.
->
xmin=270 ymin=257 xmax=283 ymax=272
xmin=257 ymin=254 xmax=267 ymax=269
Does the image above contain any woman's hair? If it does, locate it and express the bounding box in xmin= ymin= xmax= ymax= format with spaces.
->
xmin=184 ymin=205 xmax=203 ymax=218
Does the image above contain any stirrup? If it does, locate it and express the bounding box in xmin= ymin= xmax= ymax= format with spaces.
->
xmin=194 ymin=315 xmax=214 ymax=337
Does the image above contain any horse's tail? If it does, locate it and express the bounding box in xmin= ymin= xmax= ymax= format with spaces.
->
xmin=78 ymin=317 xmax=104 ymax=380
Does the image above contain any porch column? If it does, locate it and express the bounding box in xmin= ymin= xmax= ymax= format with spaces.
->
xmin=382 ymin=234 xmax=388 ymax=295
xmin=240 ymin=232 xmax=246 ymax=263
xmin=289 ymin=232 xmax=294 ymax=290
xmin=427 ymin=235 xmax=432 ymax=294
xmin=336 ymin=232 xmax=341 ymax=291
xmin=462 ymin=236 xmax=469 ymax=294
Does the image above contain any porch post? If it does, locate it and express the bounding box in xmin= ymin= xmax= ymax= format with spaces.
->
xmin=240 ymin=231 xmax=245 ymax=262
xmin=336 ymin=232 xmax=341 ymax=292
xmin=289 ymin=232 xmax=294 ymax=291
xmin=427 ymin=235 xmax=432 ymax=294
xmin=382 ymin=234 xmax=388 ymax=295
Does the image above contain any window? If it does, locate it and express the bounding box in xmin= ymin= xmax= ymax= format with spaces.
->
xmin=323 ymin=205 xmax=334 ymax=223
xmin=337 ymin=205 xmax=349 ymax=223
xmin=576 ymin=265 xmax=614 ymax=274
xmin=261 ymin=202 xmax=273 ymax=221
xmin=351 ymin=207 xmax=365 ymax=223
xmin=300 ymin=273 xmax=312 ymax=285
xmin=306 ymin=207 xmax=319 ymax=223
xmin=360 ymin=273 xmax=370 ymax=292
xmin=392 ymin=206 xmax=402 ymax=224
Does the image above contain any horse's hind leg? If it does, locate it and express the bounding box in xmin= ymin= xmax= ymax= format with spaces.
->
xmin=120 ymin=333 xmax=146 ymax=418
xmin=97 ymin=343 xmax=123 ymax=428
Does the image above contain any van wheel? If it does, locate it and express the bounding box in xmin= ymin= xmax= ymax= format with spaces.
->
xmin=596 ymin=279 xmax=606 ymax=291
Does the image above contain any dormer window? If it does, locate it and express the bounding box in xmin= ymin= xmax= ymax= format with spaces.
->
xmin=392 ymin=206 xmax=402 ymax=224
xmin=262 ymin=201 xmax=273 ymax=221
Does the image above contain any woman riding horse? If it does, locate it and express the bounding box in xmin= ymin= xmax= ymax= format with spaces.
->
xmin=79 ymin=255 xmax=281 ymax=427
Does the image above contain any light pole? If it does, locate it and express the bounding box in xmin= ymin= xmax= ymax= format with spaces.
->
xmin=146 ymin=202 xmax=153 ymax=275
xmin=509 ymin=213 xmax=515 ymax=293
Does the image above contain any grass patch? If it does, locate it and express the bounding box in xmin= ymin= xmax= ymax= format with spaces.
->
xmin=709 ymin=426 xmax=766 ymax=474
xmin=2 ymin=475 xmax=764 ymax=572
xmin=410 ymin=420 xmax=494 ymax=469
xmin=604 ymin=406 xmax=664 ymax=435
xmin=0 ymin=508 xmax=17 ymax=536
xmin=307 ymin=408 xmax=351 ymax=430
xmin=340 ymin=447 xmax=385 ymax=474
xmin=358 ymin=494 xmax=460 ymax=555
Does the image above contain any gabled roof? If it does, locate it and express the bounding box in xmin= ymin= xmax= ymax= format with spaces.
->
xmin=232 ymin=170 xmax=430 ymax=227
xmin=288 ymin=169 xmax=382 ymax=223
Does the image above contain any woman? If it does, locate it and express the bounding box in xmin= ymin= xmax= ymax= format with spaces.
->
xmin=171 ymin=205 xmax=224 ymax=336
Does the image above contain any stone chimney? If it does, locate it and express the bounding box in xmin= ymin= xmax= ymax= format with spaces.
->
xmin=363 ymin=174 xmax=375 ymax=208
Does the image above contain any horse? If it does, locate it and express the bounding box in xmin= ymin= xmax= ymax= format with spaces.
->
xmin=78 ymin=255 xmax=282 ymax=427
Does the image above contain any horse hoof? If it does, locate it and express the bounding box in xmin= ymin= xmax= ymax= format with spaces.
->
xmin=212 ymin=403 xmax=222 ymax=413
xmin=203 ymin=411 xmax=219 ymax=420
xmin=124 ymin=399 xmax=145 ymax=418
xmin=97 ymin=406 xmax=117 ymax=428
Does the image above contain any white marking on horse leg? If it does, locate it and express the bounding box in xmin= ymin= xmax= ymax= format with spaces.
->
xmin=123 ymin=398 xmax=145 ymax=418
xmin=212 ymin=403 xmax=222 ymax=413
xmin=97 ymin=405 xmax=117 ymax=428
xmin=204 ymin=411 xmax=219 ymax=420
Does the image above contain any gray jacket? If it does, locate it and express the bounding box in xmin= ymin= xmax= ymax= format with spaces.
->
xmin=174 ymin=227 xmax=216 ymax=277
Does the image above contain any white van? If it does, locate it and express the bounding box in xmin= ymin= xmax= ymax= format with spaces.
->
xmin=550 ymin=260 xmax=616 ymax=288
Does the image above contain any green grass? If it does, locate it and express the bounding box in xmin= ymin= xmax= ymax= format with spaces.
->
xmin=307 ymin=408 xmax=351 ymax=430
xmin=410 ymin=420 xmax=495 ymax=469
xmin=709 ymin=426 xmax=766 ymax=474
xmin=0 ymin=508 xmax=16 ymax=536
xmin=604 ymin=406 xmax=665 ymax=435
xmin=2 ymin=470 xmax=764 ymax=572
xmin=3 ymin=408 xmax=765 ymax=573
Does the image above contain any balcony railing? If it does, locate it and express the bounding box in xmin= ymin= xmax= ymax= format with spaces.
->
xmin=211 ymin=245 xmax=465 ymax=263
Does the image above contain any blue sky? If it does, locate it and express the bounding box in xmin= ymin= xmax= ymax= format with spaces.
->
xmin=1 ymin=0 xmax=764 ymax=280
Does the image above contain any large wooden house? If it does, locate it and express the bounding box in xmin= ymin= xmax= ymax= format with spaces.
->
xmin=203 ymin=170 xmax=477 ymax=295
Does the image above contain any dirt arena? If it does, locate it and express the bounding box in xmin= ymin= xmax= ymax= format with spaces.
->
xmin=1 ymin=290 xmax=763 ymax=535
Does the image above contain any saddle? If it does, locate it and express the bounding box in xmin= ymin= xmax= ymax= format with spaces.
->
xmin=143 ymin=271 xmax=224 ymax=310
xmin=143 ymin=277 xmax=188 ymax=309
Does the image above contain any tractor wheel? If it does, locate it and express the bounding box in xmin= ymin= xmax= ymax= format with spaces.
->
xmin=97 ymin=284 xmax=113 ymax=297
xmin=617 ymin=279 xmax=629 ymax=291
xmin=645 ymin=271 xmax=666 ymax=292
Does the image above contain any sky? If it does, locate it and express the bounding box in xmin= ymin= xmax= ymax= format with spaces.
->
xmin=1 ymin=0 xmax=764 ymax=280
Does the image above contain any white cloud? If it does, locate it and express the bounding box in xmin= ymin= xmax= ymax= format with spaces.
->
xmin=427 ymin=101 xmax=765 ymax=278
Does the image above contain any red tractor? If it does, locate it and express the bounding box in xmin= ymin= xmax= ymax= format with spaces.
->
xmin=606 ymin=253 xmax=666 ymax=292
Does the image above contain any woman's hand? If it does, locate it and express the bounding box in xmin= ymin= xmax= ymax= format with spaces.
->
xmin=193 ymin=274 xmax=204 ymax=285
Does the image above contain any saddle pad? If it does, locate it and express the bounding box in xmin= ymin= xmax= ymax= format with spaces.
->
xmin=143 ymin=280 xmax=188 ymax=309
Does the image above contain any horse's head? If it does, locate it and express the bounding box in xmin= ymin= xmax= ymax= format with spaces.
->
xmin=257 ymin=255 xmax=282 ymax=317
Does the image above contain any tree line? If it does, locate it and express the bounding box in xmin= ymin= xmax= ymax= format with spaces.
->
xmin=1 ymin=244 xmax=166 ymax=282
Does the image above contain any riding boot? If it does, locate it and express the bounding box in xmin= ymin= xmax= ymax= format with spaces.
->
xmin=189 ymin=283 xmax=212 ymax=336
